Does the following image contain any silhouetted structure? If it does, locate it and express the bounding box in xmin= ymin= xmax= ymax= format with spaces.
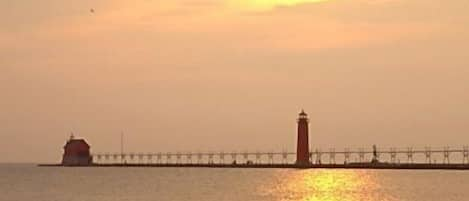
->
xmin=38 ymin=111 xmax=469 ymax=170
xmin=296 ymin=110 xmax=310 ymax=166
xmin=62 ymin=134 xmax=92 ymax=166
xmin=371 ymin=144 xmax=379 ymax=164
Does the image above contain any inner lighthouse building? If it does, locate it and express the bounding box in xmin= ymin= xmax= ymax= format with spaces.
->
xmin=62 ymin=134 xmax=92 ymax=166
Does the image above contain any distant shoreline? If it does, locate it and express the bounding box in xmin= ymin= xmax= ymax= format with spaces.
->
xmin=0 ymin=163 xmax=37 ymax=166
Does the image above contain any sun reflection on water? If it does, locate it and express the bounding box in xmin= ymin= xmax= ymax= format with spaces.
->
xmin=260 ymin=170 xmax=392 ymax=201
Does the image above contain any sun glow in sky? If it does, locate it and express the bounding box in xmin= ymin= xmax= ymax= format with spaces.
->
xmin=231 ymin=0 xmax=328 ymax=11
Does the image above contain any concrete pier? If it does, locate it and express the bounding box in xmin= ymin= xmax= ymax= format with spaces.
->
xmin=39 ymin=162 xmax=469 ymax=170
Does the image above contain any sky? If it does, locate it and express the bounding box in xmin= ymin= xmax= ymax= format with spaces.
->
xmin=1 ymin=0 xmax=469 ymax=163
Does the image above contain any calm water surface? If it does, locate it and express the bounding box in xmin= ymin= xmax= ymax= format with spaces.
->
xmin=1 ymin=164 xmax=469 ymax=201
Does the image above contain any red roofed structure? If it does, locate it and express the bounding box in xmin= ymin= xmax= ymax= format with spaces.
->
xmin=62 ymin=134 xmax=92 ymax=166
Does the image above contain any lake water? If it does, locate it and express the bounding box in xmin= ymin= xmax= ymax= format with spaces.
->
xmin=1 ymin=164 xmax=469 ymax=201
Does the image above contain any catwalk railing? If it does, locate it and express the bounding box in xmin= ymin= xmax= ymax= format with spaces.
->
xmin=92 ymin=146 xmax=469 ymax=165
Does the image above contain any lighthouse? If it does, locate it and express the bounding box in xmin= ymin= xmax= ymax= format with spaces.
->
xmin=296 ymin=110 xmax=311 ymax=166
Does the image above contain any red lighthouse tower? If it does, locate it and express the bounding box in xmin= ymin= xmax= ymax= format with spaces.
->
xmin=296 ymin=110 xmax=310 ymax=166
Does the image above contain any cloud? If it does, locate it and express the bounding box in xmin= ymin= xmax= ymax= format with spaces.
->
xmin=3 ymin=0 xmax=468 ymax=61
xmin=264 ymin=0 xmax=469 ymax=23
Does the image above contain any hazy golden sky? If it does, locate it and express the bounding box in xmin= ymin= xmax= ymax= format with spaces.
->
xmin=1 ymin=0 xmax=469 ymax=162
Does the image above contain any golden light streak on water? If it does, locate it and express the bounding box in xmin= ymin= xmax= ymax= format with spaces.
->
xmin=260 ymin=170 xmax=394 ymax=201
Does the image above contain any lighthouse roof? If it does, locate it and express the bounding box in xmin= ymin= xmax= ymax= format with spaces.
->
xmin=299 ymin=110 xmax=307 ymax=115
xmin=64 ymin=139 xmax=90 ymax=149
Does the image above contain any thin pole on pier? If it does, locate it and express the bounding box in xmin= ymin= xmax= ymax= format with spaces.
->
xmin=121 ymin=132 xmax=124 ymax=164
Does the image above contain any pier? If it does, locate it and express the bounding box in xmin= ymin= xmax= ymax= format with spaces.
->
xmin=40 ymin=110 xmax=469 ymax=170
